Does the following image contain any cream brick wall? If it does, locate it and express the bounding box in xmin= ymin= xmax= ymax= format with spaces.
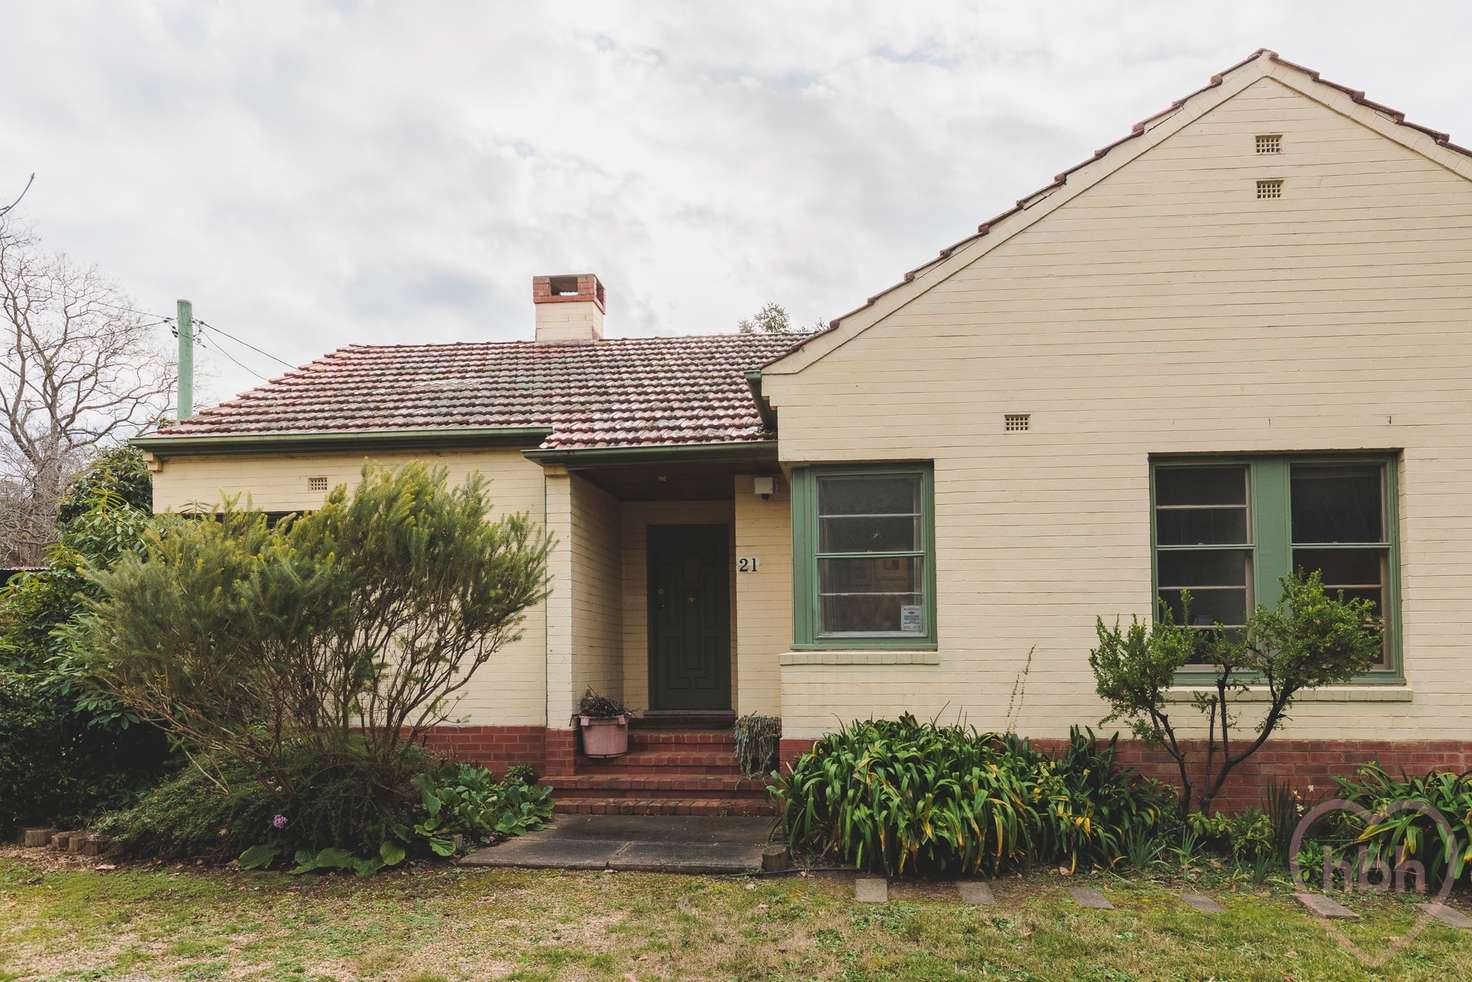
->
xmin=569 ymin=474 xmax=624 ymax=710
xmin=619 ymin=500 xmax=735 ymax=713
xmin=150 ymin=447 xmax=549 ymax=726
xmin=733 ymin=474 xmax=791 ymax=716
xmin=763 ymin=75 xmax=1472 ymax=741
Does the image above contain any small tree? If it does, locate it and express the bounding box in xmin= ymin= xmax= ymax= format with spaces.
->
xmin=1090 ymin=571 xmax=1383 ymax=816
xmin=84 ymin=463 xmax=551 ymax=788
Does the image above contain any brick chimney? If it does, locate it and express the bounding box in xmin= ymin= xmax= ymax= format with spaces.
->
xmin=532 ymin=274 xmax=605 ymax=343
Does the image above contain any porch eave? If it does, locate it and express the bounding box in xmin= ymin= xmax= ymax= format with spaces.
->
xmin=523 ymin=440 xmax=777 ymax=468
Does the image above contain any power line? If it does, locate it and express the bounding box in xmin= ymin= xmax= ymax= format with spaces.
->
xmin=71 ymin=296 xmax=298 ymax=380
xmin=197 ymin=319 xmax=297 ymax=372
xmin=194 ymin=323 xmax=271 ymax=383
xmin=0 ymin=173 xmax=33 ymax=217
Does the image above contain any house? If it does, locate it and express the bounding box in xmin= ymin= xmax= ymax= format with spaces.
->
xmin=135 ymin=50 xmax=1472 ymax=814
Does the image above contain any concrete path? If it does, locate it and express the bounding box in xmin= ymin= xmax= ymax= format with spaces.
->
xmin=1294 ymin=893 xmax=1358 ymax=919
xmin=1180 ymin=893 xmax=1224 ymax=913
xmin=461 ymin=814 xmax=772 ymax=874
xmin=958 ymin=881 xmax=996 ymax=905
xmin=1424 ymin=903 xmax=1472 ymax=930
xmin=1068 ymin=887 xmax=1114 ymax=910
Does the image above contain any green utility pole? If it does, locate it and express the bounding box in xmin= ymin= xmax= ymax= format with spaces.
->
xmin=176 ymin=298 xmax=193 ymax=419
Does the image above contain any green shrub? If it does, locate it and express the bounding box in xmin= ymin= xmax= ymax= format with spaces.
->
xmin=410 ymin=761 xmax=554 ymax=855
xmin=1324 ymin=763 xmax=1472 ymax=886
xmin=0 ymin=670 xmax=170 ymax=833
xmin=1187 ymin=808 xmax=1276 ymax=861
xmin=1090 ymin=571 xmax=1383 ymax=815
xmin=98 ymin=748 xmax=554 ymax=868
xmin=98 ymin=744 xmax=426 ymax=861
xmin=86 ymin=463 xmax=551 ymax=791
xmin=770 ymin=714 xmax=1173 ymax=876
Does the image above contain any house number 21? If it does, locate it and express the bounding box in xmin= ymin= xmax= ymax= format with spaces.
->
xmin=737 ymin=556 xmax=760 ymax=573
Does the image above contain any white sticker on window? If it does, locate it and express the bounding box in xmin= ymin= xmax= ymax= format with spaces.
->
xmin=899 ymin=605 xmax=924 ymax=633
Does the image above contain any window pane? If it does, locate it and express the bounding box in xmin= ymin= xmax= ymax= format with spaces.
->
xmin=819 ymin=514 xmax=919 ymax=553
xmin=1158 ymin=549 xmax=1252 ymax=588
xmin=1291 ymin=464 xmax=1383 ymax=543
xmin=1156 ymin=508 xmax=1248 ymax=545
xmin=1157 ymin=587 xmax=1247 ymax=628
xmin=818 ymin=476 xmax=919 ymax=516
xmin=1293 ymin=548 xmax=1384 ymax=588
xmin=819 ymin=556 xmax=922 ymax=594
xmin=818 ymin=557 xmax=924 ymax=635
xmin=821 ymin=594 xmax=925 ymax=634
xmin=1156 ymin=466 xmax=1247 ymax=506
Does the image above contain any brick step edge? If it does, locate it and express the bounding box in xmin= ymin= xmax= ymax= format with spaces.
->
xmin=629 ymin=731 xmax=736 ymax=748
xmin=554 ymin=797 xmax=776 ymax=817
xmin=577 ymin=752 xmax=743 ymax=772
xmin=547 ymin=774 xmax=770 ymax=793
xmin=579 ymin=763 xmax=745 ymax=777
xmin=629 ymin=713 xmax=737 ymax=730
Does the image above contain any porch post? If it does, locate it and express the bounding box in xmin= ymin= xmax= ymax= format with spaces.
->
xmin=543 ymin=465 xmax=577 ymax=774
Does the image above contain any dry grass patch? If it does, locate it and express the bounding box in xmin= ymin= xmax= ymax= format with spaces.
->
xmin=3 ymin=857 xmax=1472 ymax=980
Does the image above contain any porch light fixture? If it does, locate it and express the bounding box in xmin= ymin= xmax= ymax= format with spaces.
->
xmin=753 ymin=476 xmax=776 ymax=500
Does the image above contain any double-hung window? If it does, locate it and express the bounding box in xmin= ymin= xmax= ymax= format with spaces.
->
xmin=1150 ymin=455 xmax=1399 ymax=673
xmin=792 ymin=465 xmax=937 ymax=648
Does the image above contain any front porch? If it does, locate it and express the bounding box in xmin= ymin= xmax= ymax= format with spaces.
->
xmin=536 ymin=449 xmax=791 ymax=813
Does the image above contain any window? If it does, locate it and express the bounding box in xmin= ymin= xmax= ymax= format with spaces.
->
xmin=1151 ymin=456 xmax=1398 ymax=673
xmin=792 ymin=465 xmax=936 ymax=648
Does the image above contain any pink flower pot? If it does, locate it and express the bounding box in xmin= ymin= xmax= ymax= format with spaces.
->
xmin=579 ymin=714 xmax=630 ymax=758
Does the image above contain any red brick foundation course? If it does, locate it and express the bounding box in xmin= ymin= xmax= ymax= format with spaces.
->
xmin=778 ymin=736 xmax=1472 ymax=813
xmin=419 ymin=725 xmax=547 ymax=774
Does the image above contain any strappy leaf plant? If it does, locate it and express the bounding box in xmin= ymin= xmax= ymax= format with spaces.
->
xmin=769 ymin=714 xmax=1172 ymax=876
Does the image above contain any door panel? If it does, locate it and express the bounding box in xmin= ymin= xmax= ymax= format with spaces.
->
xmin=648 ymin=524 xmax=731 ymax=711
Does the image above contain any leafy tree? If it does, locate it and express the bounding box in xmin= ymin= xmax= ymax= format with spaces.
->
xmin=737 ymin=301 xmax=824 ymax=335
xmin=0 ymin=446 xmax=171 ymax=830
xmin=85 ymin=463 xmax=552 ymax=790
xmin=1090 ymin=571 xmax=1383 ymax=816
xmin=0 ymin=447 xmax=155 ymax=720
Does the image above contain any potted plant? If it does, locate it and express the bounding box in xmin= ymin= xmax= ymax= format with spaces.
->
xmin=576 ymin=690 xmax=629 ymax=758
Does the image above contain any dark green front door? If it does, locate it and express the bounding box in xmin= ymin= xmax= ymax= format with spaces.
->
xmin=648 ymin=524 xmax=731 ymax=711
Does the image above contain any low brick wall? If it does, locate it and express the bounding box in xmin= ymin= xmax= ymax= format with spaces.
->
xmin=419 ymin=725 xmax=546 ymax=773
xmin=418 ymin=725 xmax=578 ymax=777
xmin=777 ymin=735 xmax=1472 ymax=813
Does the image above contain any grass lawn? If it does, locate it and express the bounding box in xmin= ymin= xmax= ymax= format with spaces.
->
xmin=2 ymin=850 xmax=1469 ymax=981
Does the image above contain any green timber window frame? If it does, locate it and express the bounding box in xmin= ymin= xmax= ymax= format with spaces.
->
xmin=791 ymin=464 xmax=938 ymax=650
xmin=1149 ymin=454 xmax=1402 ymax=683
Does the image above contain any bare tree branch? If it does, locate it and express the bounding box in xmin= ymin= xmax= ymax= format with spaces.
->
xmin=0 ymin=217 xmax=174 ymax=564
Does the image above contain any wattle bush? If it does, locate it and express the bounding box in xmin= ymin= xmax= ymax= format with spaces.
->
xmin=770 ymin=715 xmax=1173 ymax=876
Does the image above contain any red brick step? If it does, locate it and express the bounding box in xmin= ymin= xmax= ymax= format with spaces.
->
xmin=577 ymin=748 xmax=743 ymax=775
xmin=554 ymin=796 xmax=776 ymax=817
xmin=545 ymin=773 xmax=770 ymax=798
xmin=629 ymin=729 xmax=736 ymax=750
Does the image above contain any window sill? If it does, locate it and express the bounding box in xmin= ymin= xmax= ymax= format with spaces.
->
xmin=1164 ymin=685 xmax=1412 ymax=704
xmin=779 ymin=651 xmax=941 ymax=667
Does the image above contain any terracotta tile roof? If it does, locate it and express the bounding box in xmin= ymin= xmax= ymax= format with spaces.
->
xmin=768 ymin=48 xmax=1472 ymax=367
xmin=156 ymin=333 xmax=796 ymax=450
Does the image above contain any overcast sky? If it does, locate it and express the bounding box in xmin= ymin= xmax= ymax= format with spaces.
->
xmin=3 ymin=2 xmax=1470 ymax=404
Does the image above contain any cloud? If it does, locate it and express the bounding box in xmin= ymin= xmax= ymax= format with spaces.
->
xmin=3 ymin=1 xmax=1470 ymax=403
